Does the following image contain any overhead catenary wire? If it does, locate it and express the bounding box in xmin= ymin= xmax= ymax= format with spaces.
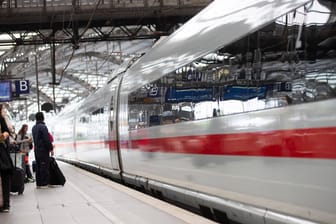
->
xmin=58 ymin=0 xmax=102 ymax=84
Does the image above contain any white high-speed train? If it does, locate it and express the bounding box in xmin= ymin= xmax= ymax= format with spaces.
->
xmin=50 ymin=0 xmax=336 ymax=223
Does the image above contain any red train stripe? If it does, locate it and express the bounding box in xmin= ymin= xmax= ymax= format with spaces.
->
xmin=55 ymin=127 xmax=336 ymax=159
xmin=130 ymin=127 xmax=336 ymax=159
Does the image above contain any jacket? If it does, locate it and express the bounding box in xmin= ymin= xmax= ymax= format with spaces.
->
xmin=32 ymin=121 xmax=53 ymax=155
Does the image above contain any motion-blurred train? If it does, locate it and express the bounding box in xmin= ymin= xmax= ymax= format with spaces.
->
xmin=49 ymin=0 xmax=336 ymax=223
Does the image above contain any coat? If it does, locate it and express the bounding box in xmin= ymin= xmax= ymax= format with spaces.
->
xmin=32 ymin=121 xmax=53 ymax=159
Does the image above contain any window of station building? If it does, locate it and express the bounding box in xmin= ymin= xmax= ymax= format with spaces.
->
xmin=128 ymin=2 xmax=335 ymax=130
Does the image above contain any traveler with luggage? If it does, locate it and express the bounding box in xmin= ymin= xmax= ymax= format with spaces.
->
xmin=0 ymin=104 xmax=14 ymax=212
xmin=32 ymin=112 xmax=53 ymax=189
xmin=16 ymin=124 xmax=34 ymax=183
xmin=1 ymin=105 xmax=26 ymax=196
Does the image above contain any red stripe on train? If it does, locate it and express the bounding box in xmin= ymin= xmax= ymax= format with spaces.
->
xmin=55 ymin=127 xmax=336 ymax=159
xmin=131 ymin=127 xmax=336 ymax=159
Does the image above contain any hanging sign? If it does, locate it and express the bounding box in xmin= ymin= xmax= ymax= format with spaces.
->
xmin=15 ymin=80 xmax=30 ymax=95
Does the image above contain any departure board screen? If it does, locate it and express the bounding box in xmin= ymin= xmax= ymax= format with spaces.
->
xmin=0 ymin=81 xmax=12 ymax=102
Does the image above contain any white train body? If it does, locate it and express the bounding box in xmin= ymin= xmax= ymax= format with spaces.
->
xmin=50 ymin=0 xmax=336 ymax=223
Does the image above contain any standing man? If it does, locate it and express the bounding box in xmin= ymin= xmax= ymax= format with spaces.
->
xmin=32 ymin=112 xmax=53 ymax=188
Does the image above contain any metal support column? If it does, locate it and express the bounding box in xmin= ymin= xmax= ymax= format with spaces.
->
xmin=35 ymin=45 xmax=40 ymax=112
xmin=51 ymin=41 xmax=56 ymax=113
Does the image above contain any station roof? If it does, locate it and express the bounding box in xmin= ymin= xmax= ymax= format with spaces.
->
xmin=0 ymin=0 xmax=212 ymax=121
xmin=0 ymin=31 xmax=154 ymax=120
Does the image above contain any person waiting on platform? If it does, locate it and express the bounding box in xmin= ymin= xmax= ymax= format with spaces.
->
xmin=0 ymin=104 xmax=14 ymax=212
xmin=16 ymin=124 xmax=34 ymax=183
xmin=32 ymin=112 xmax=53 ymax=189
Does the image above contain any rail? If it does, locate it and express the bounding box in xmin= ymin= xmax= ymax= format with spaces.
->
xmin=0 ymin=0 xmax=212 ymax=8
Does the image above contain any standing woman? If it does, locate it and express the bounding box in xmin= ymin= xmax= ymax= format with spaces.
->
xmin=0 ymin=104 xmax=14 ymax=212
xmin=17 ymin=124 xmax=34 ymax=182
xmin=32 ymin=112 xmax=53 ymax=188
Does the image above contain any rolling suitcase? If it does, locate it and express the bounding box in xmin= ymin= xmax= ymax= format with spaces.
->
xmin=49 ymin=157 xmax=66 ymax=186
xmin=10 ymin=152 xmax=25 ymax=194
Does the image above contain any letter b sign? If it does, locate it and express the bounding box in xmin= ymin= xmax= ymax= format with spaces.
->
xmin=15 ymin=80 xmax=30 ymax=95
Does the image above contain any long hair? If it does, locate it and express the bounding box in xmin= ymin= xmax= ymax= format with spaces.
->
xmin=0 ymin=103 xmax=4 ymax=117
xmin=18 ymin=124 xmax=28 ymax=136
xmin=0 ymin=103 xmax=14 ymax=135
xmin=0 ymin=104 xmax=10 ymax=132
xmin=0 ymin=103 xmax=10 ymax=144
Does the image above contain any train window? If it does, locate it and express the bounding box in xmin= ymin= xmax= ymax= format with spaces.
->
xmin=128 ymin=2 xmax=335 ymax=129
xmin=76 ymin=105 xmax=109 ymax=140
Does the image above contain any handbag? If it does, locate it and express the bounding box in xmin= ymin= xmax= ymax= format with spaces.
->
xmin=0 ymin=144 xmax=14 ymax=172
xmin=8 ymin=143 xmax=20 ymax=153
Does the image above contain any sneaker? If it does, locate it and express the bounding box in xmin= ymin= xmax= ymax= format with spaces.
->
xmin=28 ymin=178 xmax=35 ymax=183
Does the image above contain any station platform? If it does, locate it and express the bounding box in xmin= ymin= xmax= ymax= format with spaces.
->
xmin=1 ymin=161 xmax=216 ymax=224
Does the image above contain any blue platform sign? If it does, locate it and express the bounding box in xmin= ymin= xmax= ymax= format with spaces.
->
xmin=0 ymin=81 xmax=12 ymax=102
xmin=15 ymin=80 xmax=30 ymax=95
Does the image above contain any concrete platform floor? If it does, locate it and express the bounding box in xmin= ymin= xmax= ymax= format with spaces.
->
xmin=0 ymin=161 xmax=216 ymax=224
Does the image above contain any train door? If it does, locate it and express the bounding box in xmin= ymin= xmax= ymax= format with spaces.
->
xmin=108 ymin=75 xmax=123 ymax=173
